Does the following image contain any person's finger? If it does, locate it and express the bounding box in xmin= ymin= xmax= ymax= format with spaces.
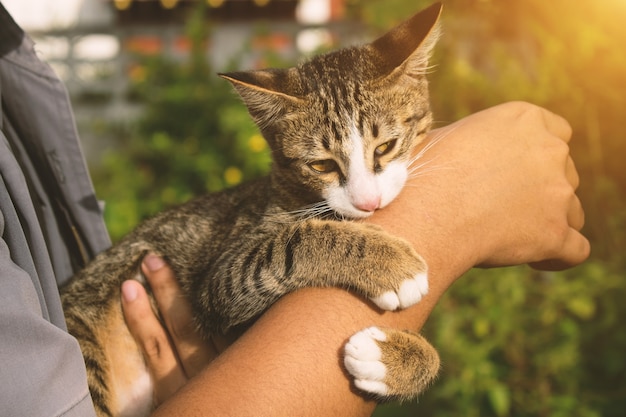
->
xmin=565 ymin=156 xmax=580 ymax=190
xmin=540 ymin=106 xmax=573 ymax=142
xmin=568 ymin=194 xmax=585 ymax=231
xmin=121 ymin=279 xmax=187 ymax=404
xmin=530 ymin=228 xmax=590 ymax=271
xmin=141 ymin=254 xmax=217 ymax=378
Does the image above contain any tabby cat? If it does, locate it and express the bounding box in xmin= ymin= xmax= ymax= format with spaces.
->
xmin=61 ymin=3 xmax=443 ymax=416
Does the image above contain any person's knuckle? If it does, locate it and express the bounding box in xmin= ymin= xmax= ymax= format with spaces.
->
xmin=141 ymin=333 xmax=168 ymax=360
xmin=547 ymin=223 xmax=570 ymax=254
xmin=553 ymin=138 xmax=570 ymax=155
xmin=506 ymin=101 xmax=538 ymax=119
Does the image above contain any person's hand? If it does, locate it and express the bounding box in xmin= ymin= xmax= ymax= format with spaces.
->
xmin=120 ymin=254 xmax=216 ymax=405
xmin=453 ymin=102 xmax=588 ymax=270
xmin=376 ymin=101 xmax=589 ymax=283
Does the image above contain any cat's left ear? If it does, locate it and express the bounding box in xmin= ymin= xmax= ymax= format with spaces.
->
xmin=370 ymin=2 xmax=443 ymax=79
xmin=219 ymin=69 xmax=303 ymax=130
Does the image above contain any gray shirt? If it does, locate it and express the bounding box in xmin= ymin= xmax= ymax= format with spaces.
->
xmin=1 ymin=4 xmax=110 ymax=415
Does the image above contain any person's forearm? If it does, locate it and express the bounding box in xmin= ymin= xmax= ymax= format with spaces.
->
xmin=152 ymin=277 xmax=450 ymax=417
xmin=147 ymin=102 xmax=589 ymax=416
xmin=151 ymin=191 xmax=463 ymax=417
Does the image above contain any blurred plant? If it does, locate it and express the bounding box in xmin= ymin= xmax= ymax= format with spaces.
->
xmin=376 ymin=261 xmax=626 ymax=417
xmin=91 ymin=7 xmax=270 ymax=240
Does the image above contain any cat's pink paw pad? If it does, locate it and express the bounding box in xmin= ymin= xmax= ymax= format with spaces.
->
xmin=344 ymin=327 xmax=389 ymax=396
xmin=371 ymin=272 xmax=428 ymax=311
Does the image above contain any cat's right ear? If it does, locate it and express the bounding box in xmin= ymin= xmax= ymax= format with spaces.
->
xmin=370 ymin=2 xmax=442 ymax=79
xmin=219 ymin=69 xmax=303 ymax=130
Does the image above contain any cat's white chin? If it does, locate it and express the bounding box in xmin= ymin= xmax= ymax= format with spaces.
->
xmin=326 ymin=160 xmax=408 ymax=219
xmin=342 ymin=209 xmax=377 ymax=220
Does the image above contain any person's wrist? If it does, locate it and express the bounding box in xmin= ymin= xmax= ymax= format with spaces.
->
xmin=368 ymin=126 xmax=484 ymax=287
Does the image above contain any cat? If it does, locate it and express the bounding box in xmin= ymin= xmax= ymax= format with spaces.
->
xmin=61 ymin=3 xmax=443 ymax=416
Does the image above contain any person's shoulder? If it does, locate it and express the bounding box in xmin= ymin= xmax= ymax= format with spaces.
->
xmin=0 ymin=4 xmax=24 ymax=58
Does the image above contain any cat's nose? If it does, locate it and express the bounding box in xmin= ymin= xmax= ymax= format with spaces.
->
xmin=354 ymin=197 xmax=381 ymax=213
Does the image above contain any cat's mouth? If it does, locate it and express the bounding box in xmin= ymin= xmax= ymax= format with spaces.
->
xmin=331 ymin=205 xmax=379 ymax=221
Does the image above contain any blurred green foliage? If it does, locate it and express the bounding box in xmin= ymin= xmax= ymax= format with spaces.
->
xmin=375 ymin=261 xmax=626 ymax=417
xmin=91 ymin=10 xmax=270 ymax=239
xmin=89 ymin=1 xmax=626 ymax=416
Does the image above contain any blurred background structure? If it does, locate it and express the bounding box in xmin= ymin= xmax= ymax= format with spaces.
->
xmin=3 ymin=0 xmax=358 ymax=163
xmin=3 ymin=1 xmax=625 ymax=416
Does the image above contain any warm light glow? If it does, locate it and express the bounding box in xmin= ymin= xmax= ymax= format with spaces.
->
xmin=207 ymin=0 xmax=225 ymax=7
xmin=296 ymin=0 xmax=331 ymax=24
xmin=253 ymin=0 xmax=271 ymax=7
xmin=74 ymin=35 xmax=120 ymax=60
xmin=160 ymin=0 xmax=178 ymax=9
xmin=297 ymin=28 xmax=332 ymax=54
xmin=114 ymin=0 xmax=132 ymax=11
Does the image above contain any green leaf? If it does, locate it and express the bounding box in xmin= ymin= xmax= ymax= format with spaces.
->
xmin=488 ymin=383 xmax=511 ymax=417
xmin=566 ymin=297 xmax=596 ymax=320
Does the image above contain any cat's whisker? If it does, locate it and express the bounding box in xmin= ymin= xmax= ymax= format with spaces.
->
xmin=419 ymin=63 xmax=439 ymax=75
xmin=409 ymin=148 xmax=440 ymax=168
xmin=408 ymin=165 xmax=454 ymax=181
xmin=264 ymin=201 xmax=335 ymax=224
xmin=405 ymin=124 xmax=462 ymax=180
xmin=409 ymin=152 xmax=450 ymax=174
xmin=282 ymin=203 xmax=336 ymax=246
xmin=294 ymin=203 xmax=334 ymax=220
xmin=409 ymin=159 xmax=440 ymax=176
xmin=410 ymin=122 xmax=460 ymax=166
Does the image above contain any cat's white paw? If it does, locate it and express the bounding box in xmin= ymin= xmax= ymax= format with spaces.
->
xmin=371 ymin=272 xmax=428 ymax=311
xmin=344 ymin=327 xmax=388 ymax=396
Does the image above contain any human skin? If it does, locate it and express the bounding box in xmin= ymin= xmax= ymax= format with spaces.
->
xmin=122 ymin=102 xmax=590 ymax=416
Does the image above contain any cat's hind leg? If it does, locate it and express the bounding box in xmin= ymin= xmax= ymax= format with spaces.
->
xmin=343 ymin=326 xmax=439 ymax=401
xmin=104 ymin=302 xmax=155 ymax=417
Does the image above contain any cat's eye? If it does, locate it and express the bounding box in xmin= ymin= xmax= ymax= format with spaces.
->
xmin=309 ymin=159 xmax=337 ymax=174
xmin=375 ymin=140 xmax=396 ymax=157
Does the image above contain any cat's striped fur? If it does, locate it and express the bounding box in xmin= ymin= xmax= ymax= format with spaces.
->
xmin=61 ymin=3 xmax=443 ymax=416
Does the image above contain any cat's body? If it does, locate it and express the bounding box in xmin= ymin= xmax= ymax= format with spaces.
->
xmin=61 ymin=4 xmax=443 ymax=416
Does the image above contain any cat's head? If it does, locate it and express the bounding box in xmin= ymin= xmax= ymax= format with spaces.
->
xmin=221 ymin=3 xmax=441 ymax=219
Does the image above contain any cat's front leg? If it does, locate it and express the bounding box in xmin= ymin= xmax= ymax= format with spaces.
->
xmin=343 ymin=326 xmax=440 ymax=401
xmin=201 ymin=219 xmax=428 ymax=334
xmin=283 ymin=219 xmax=430 ymax=312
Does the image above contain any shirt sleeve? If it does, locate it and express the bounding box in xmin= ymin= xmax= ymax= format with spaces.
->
xmin=0 ymin=205 xmax=96 ymax=417
xmin=0 ymin=5 xmax=106 ymax=416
